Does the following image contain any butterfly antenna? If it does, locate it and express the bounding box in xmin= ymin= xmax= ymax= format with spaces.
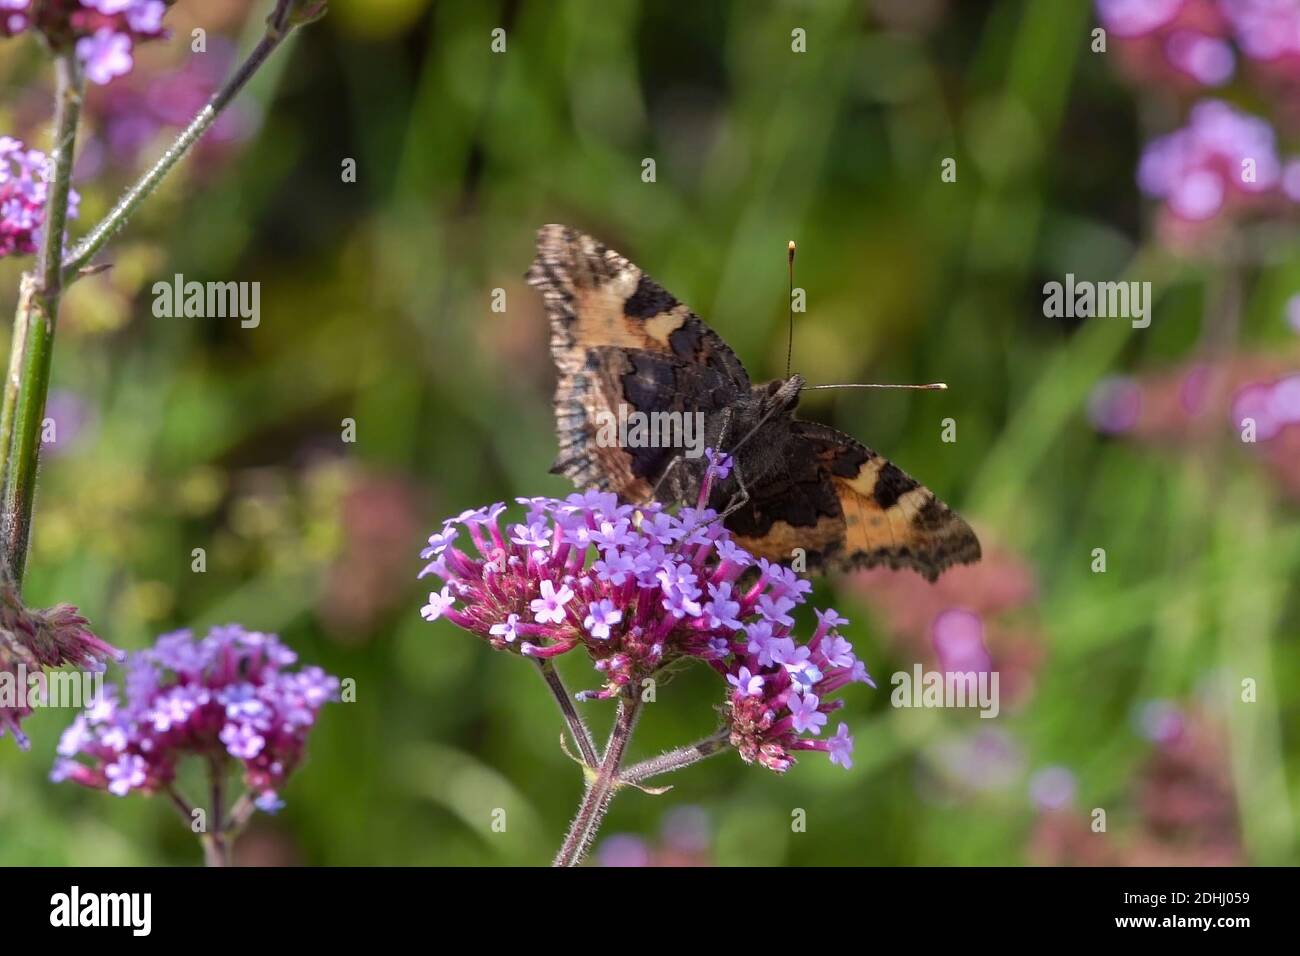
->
xmin=804 ymin=382 xmax=948 ymax=391
xmin=785 ymin=240 xmax=795 ymax=379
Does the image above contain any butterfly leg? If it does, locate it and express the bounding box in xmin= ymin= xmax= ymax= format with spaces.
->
xmin=651 ymin=453 xmax=689 ymax=504
xmin=716 ymin=462 xmax=750 ymax=522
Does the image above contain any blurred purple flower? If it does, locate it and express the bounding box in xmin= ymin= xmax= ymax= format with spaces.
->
xmin=1096 ymin=0 xmax=1236 ymax=88
xmin=1 ymin=1 xmax=170 ymax=85
xmin=1220 ymin=0 xmax=1300 ymax=65
xmin=1097 ymin=0 xmax=1186 ymax=37
xmin=1139 ymin=100 xmax=1286 ymax=223
xmin=1231 ymin=380 xmax=1284 ymax=438
xmin=597 ymin=834 xmax=652 ymax=867
xmin=77 ymin=27 xmax=133 ymax=85
xmin=931 ymin=607 xmax=993 ymax=675
xmin=661 ymin=805 xmax=711 ymax=855
xmin=597 ymin=805 xmax=715 ymax=867
xmin=1135 ymin=699 xmax=1187 ymax=744
xmin=1088 ymin=375 xmax=1144 ymax=434
xmin=1179 ymin=362 xmax=1213 ymax=415
xmin=1029 ymin=765 xmax=1077 ymax=811
xmin=1165 ymin=29 xmax=1236 ymax=83
xmin=1 ymin=136 xmax=80 ymax=259
xmin=42 ymin=389 xmax=96 ymax=457
xmin=51 ymin=624 xmax=338 ymax=808
xmin=0 ymin=0 xmax=30 ymax=37
xmin=927 ymin=727 xmax=1025 ymax=795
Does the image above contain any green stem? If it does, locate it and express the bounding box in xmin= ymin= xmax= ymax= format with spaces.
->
xmin=535 ymin=659 xmax=599 ymax=769
xmin=201 ymin=757 xmax=236 ymax=867
xmin=553 ymin=692 xmax=642 ymax=867
xmin=0 ymin=52 xmax=84 ymax=583
xmin=60 ymin=0 xmax=300 ymax=282
xmin=0 ymin=275 xmax=38 ymax=502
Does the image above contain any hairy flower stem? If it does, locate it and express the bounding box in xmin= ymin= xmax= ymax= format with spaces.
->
xmin=535 ymin=659 xmax=599 ymax=769
xmin=554 ymin=692 xmax=642 ymax=867
xmin=0 ymin=52 xmax=84 ymax=583
xmin=169 ymin=762 xmax=258 ymax=866
xmin=204 ymin=755 xmax=229 ymax=866
xmin=60 ymin=0 xmax=303 ymax=281
xmin=201 ymin=791 xmax=259 ymax=866
xmin=619 ymin=729 xmax=731 ymax=784
xmin=163 ymin=783 xmax=228 ymax=866
xmin=201 ymin=832 xmax=232 ymax=867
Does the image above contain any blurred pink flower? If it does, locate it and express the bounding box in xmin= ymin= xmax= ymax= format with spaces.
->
xmin=854 ymin=539 xmax=1044 ymax=709
xmin=84 ymin=37 xmax=258 ymax=175
xmin=1136 ymin=698 xmax=1187 ymax=745
xmin=931 ymin=608 xmax=992 ymax=675
xmin=923 ymin=727 xmax=1026 ymax=798
xmin=1 ymin=1 xmax=169 ymax=85
xmin=1097 ymin=0 xmax=1235 ymax=89
xmin=318 ymin=468 xmax=426 ymax=640
xmin=1029 ymin=705 xmax=1242 ymax=865
xmin=1029 ymin=765 xmax=1078 ymax=811
xmin=596 ymin=806 xmax=714 ymax=867
xmin=1087 ymin=343 xmax=1300 ymax=499
xmin=1138 ymin=100 xmax=1288 ymax=228
xmin=1088 ymin=375 xmax=1143 ymax=434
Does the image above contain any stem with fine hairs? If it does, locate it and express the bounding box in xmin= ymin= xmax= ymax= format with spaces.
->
xmin=536 ymin=659 xmax=599 ymax=769
xmin=553 ymin=691 xmax=642 ymax=867
xmin=619 ymin=729 xmax=731 ymax=784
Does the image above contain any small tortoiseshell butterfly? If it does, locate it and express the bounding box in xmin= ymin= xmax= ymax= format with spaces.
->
xmin=525 ymin=224 xmax=981 ymax=582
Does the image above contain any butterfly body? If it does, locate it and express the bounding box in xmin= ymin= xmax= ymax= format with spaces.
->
xmin=525 ymin=224 xmax=980 ymax=581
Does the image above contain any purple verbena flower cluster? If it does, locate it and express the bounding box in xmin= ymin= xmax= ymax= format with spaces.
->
xmin=419 ymin=463 xmax=873 ymax=773
xmin=0 ymin=136 xmax=79 ymax=259
xmin=724 ymin=605 xmax=870 ymax=771
xmin=1 ymin=1 xmax=168 ymax=86
xmin=1 ymin=572 xmax=122 ymax=750
xmin=1138 ymin=99 xmax=1300 ymax=223
xmin=1098 ymin=5 xmax=1300 ymax=235
xmin=51 ymin=625 xmax=339 ymax=810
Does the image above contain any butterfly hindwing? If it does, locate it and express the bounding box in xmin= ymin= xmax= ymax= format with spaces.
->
xmin=801 ymin=421 xmax=981 ymax=580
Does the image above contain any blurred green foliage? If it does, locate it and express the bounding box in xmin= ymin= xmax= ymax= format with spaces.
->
xmin=0 ymin=0 xmax=1296 ymax=866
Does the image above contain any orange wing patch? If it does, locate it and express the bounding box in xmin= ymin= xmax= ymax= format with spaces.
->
xmin=527 ymin=224 xmax=750 ymax=384
xmin=730 ymin=421 xmax=981 ymax=582
xmin=829 ymin=459 xmax=981 ymax=582
xmin=732 ymin=514 xmax=845 ymax=564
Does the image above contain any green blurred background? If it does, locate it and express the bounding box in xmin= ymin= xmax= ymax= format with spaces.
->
xmin=0 ymin=0 xmax=1296 ymax=865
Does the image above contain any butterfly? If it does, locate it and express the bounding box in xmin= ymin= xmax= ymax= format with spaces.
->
xmin=525 ymin=224 xmax=980 ymax=581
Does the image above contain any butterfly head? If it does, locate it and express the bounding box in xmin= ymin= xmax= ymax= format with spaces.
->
xmin=765 ymin=373 xmax=806 ymax=413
